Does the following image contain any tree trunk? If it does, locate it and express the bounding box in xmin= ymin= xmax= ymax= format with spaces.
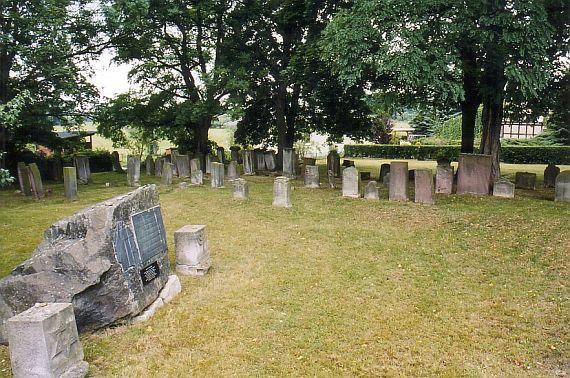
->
xmin=0 ymin=49 xmax=13 ymax=169
xmin=275 ymin=85 xmax=289 ymax=171
xmin=458 ymin=43 xmax=480 ymax=154
xmin=460 ymin=99 xmax=479 ymax=153
xmin=195 ymin=116 xmax=212 ymax=169
xmin=480 ymin=100 xmax=503 ymax=181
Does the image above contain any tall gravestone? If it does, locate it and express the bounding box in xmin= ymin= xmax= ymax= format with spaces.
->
xmin=389 ymin=162 xmax=409 ymax=201
xmin=327 ymin=150 xmax=341 ymax=177
xmin=227 ymin=161 xmax=240 ymax=181
xmin=232 ymin=178 xmax=248 ymax=200
xmin=127 ymin=156 xmax=141 ymax=187
xmin=364 ymin=181 xmax=379 ymax=200
xmin=230 ymin=147 xmax=240 ymax=162
xmin=515 ymin=172 xmax=536 ymax=190
xmin=382 ymin=172 xmax=390 ymax=188
xmin=176 ymin=155 xmax=190 ymax=178
xmin=63 ymin=166 xmax=78 ymax=201
xmin=171 ymin=149 xmax=179 ymax=176
xmin=255 ymin=149 xmax=266 ymax=172
xmin=211 ymin=162 xmax=224 ymax=188
xmin=379 ymin=163 xmax=390 ymax=183
xmin=111 ymin=151 xmax=123 ymax=172
xmin=155 ymin=157 xmax=164 ymax=177
xmin=273 ymin=176 xmax=292 ymax=208
xmin=493 ymin=178 xmax=515 ymax=198
xmin=205 ymin=154 xmax=213 ymax=174
xmin=414 ymin=169 xmax=434 ymax=204
xmin=28 ymin=163 xmax=45 ymax=199
xmin=190 ymin=158 xmax=201 ymax=174
xmin=435 ymin=162 xmax=454 ymax=194
xmin=457 ymin=154 xmax=492 ymax=195
xmin=304 ymin=165 xmax=320 ymax=188
xmin=328 ymin=170 xmax=336 ymax=189
xmin=16 ymin=162 xmax=32 ymax=196
xmin=264 ymin=151 xmax=276 ymax=171
xmin=217 ymin=147 xmax=225 ymax=163
xmin=243 ymin=150 xmax=255 ymax=175
xmin=145 ymin=155 xmax=155 ymax=176
xmin=190 ymin=158 xmax=203 ymax=185
xmin=162 ymin=163 xmax=174 ymax=186
xmin=283 ymin=148 xmax=296 ymax=178
xmin=544 ymin=164 xmax=560 ymax=188
xmin=74 ymin=156 xmax=92 ymax=185
xmin=555 ymin=170 xmax=570 ymax=202
xmin=7 ymin=303 xmax=88 ymax=378
xmin=175 ymin=225 xmax=211 ymax=276
xmin=342 ymin=166 xmax=360 ymax=198
xmin=0 ymin=186 xmax=170 ymax=344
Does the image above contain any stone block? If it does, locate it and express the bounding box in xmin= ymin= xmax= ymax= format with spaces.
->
xmin=74 ymin=157 xmax=91 ymax=185
xmin=175 ymin=225 xmax=211 ymax=276
xmin=264 ymin=151 xmax=276 ymax=171
xmin=28 ymin=163 xmax=45 ymax=199
xmin=232 ymin=178 xmax=248 ymax=200
xmin=493 ymin=178 xmax=515 ymax=198
xmin=111 ymin=151 xmax=123 ymax=173
xmin=414 ymin=169 xmax=434 ymax=204
xmin=435 ymin=163 xmax=454 ymax=194
xmin=211 ymin=162 xmax=225 ymax=188
xmin=342 ymin=166 xmax=359 ymax=198
xmin=555 ymin=170 xmax=570 ymax=202
xmin=227 ymin=161 xmax=240 ymax=181
xmin=283 ymin=148 xmax=296 ymax=178
xmin=364 ymin=181 xmax=379 ymax=200
xmin=162 ymin=163 xmax=174 ymax=186
xmin=145 ymin=155 xmax=155 ymax=176
xmin=389 ymin=162 xmax=408 ymax=201
xmin=64 ymin=167 xmax=78 ymax=201
xmin=273 ymin=176 xmax=292 ymax=207
xmin=456 ymin=154 xmax=492 ymax=195
xmin=379 ymin=163 xmax=390 ymax=182
xmin=515 ymin=172 xmax=536 ymax=190
xmin=176 ymin=155 xmax=190 ymax=178
xmin=243 ymin=150 xmax=255 ymax=175
xmin=327 ymin=150 xmax=341 ymax=177
xmin=17 ymin=162 xmax=32 ymax=196
xmin=304 ymin=165 xmax=320 ymax=188
xmin=127 ymin=156 xmax=141 ymax=187
xmin=544 ymin=164 xmax=560 ymax=188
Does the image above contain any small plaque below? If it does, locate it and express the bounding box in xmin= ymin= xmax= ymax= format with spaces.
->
xmin=140 ymin=262 xmax=160 ymax=285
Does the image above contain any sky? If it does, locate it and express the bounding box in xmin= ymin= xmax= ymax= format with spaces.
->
xmin=90 ymin=50 xmax=133 ymax=99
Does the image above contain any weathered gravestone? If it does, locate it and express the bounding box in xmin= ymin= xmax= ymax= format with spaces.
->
xmin=28 ymin=163 xmax=45 ymax=199
xmin=544 ymin=164 xmax=560 ymax=188
xmin=111 ymin=151 xmax=123 ymax=173
xmin=414 ymin=169 xmax=434 ymax=204
xmin=145 ymin=155 xmax=155 ymax=176
xmin=327 ymin=150 xmax=341 ymax=177
xmin=493 ymin=177 xmax=515 ymax=198
xmin=243 ymin=150 xmax=255 ymax=175
xmin=456 ymin=154 xmax=492 ymax=195
xmin=170 ymin=149 xmax=179 ymax=176
xmin=379 ymin=163 xmax=390 ymax=183
xmin=435 ymin=162 xmax=454 ymax=194
xmin=227 ymin=161 xmax=240 ymax=181
xmin=190 ymin=157 xmax=201 ymax=174
xmin=515 ymin=172 xmax=536 ymax=190
xmin=555 ymin=170 xmax=570 ymax=202
xmin=176 ymin=155 xmax=190 ymax=178
xmin=342 ymin=166 xmax=360 ymax=198
xmin=0 ymin=185 xmax=170 ymax=344
xmin=283 ymin=148 xmax=296 ymax=178
xmin=211 ymin=162 xmax=224 ymax=188
xmin=155 ymin=157 xmax=164 ymax=177
xmin=364 ymin=181 xmax=379 ymax=200
xmin=255 ymin=149 xmax=266 ymax=172
xmin=389 ymin=162 xmax=409 ymax=201
xmin=217 ymin=147 xmax=225 ymax=163
xmin=190 ymin=158 xmax=203 ymax=186
xmin=328 ymin=170 xmax=336 ymax=189
xmin=382 ymin=172 xmax=390 ymax=188
xmin=74 ymin=156 xmax=92 ymax=185
xmin=264 ymin=151 xmax=276 ymax=171
xmin=64 ymin=167 xmax=78 ymax=201
xmin=230 ymin=146 xmax=240 ymax=163
xmin=273 ymin=176 xmax=292 ymax=208
xmin=16 ymin=162 xmax=32 ymax=196
xmin=127 ymin=156 xmax=141 ymax=187
xmin=175 ymin=225 xmax=211 ymax=276
xmin=162 ymin=163 xmax=174 ymax=186
xmin=232 ymin=178 xmax=248 ymax=200
xmin=304 ymin=165 xmax=320 ymax=188
xmin=205 ymin=154 xmax=213 ymax=174
xmin=7 ymin=303 xmax=88 ymax=378
xmin=48 ymin=156 xmax=63 ymax=182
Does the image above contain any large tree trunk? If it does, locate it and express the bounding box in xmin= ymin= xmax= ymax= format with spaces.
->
xmin=461 ymin=99 xmax=479 ymax=153
xmin=195 ymin=116 xmax=212 ymax=169
xmin=480 ymin=99 xmax=503 ymax=181
xmin=0 ymin=49 xmax=13 ymax=169
xmin=459 ymin=45 xmax=481 ymax=154
xmin=274 ymin=85 xmax=289 ymax=171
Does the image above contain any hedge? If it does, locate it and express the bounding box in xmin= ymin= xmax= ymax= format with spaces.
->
xmin=344 ymin=145 xmax=570 ymax=165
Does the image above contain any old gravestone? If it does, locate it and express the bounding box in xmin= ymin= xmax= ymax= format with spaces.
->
xmin=205 ymin=154 xmax=213 ymax=174
xmin=230 ymin=146 xmax=241 ymax=162
xmin=175 ymin=225 xmax=211 ymax=276
xmin=170 ymin=149 xmax=179 ymax=176
xmin=0 ymin=185 xmax=170 ymax=344
xmin=364 ymin=181 xmax=379 ymax=200
xmin=74 ymin=156 xmax=92 ymax=185
xmin=227 ymin=161 xmax=240 ymax=181
xmin=176 ymin=155 xmax=190 ymax=178
xmin=544 ymin=164 xmax=560 ymax=188
xmin=264 ymin=151 xmax=276 ymax=171
xmin=162 ymin=162 xmax=174 ymax=186
xmin=243 ymin=150 xmax=255 ymax=175
xmin=304 ymin=165 xmax=320 ymax=188
xmin=255 ymin=149 xmax=266 ymax=172
xmin=283 ymin=148 xmax=296 ymax=178
xmin=515 ymin=172 xmax=537 ymax=190
xmin=7 ymin=303 xmax=88 ymax=378
xmin=273 ymin=176 xmax=292 ymax=208
xmin=217 ymin=147 xmax=225 ymax=163
xmin=111 ymin=151 xmax=123 ymax=173
xmin=63 ymin=167 xmax=78 ymax=201
xmin=389 ymin=162 xmax=409 ymax=201
xmin=379 ymin=163 xmax=390 ymax=183
xmin=28 ymin=163 xmax=45 ymax=199
xmin=342 ymin=166 xmax=360 ymax=198
xmin=48 ymin=156 xmax=63 ymax=182
xmin=493 ymin=177 xmax=515 ymax=198
xmin=211 ymin=162 xmax=225 ymax=188
xmin=155 ymin=157 xmax=164 ymax=177
xmin=190 ymin=157 xmax=201 ymax=174
xmin=383 ymin=172 xmax=390 ymax=188
xmin=328 ymin=170 xmax=336 ymax=189
xmin=555 ymin=170 xmax=570 ymax=202
xmin=414 ymin=169 xmax=434 ymax=205
xmin=232 ymin=178 xmax=248 ymax=200
xmin=435 ymin=162 xmax=454 ymax=194
xmin=190 ymin=159 xmax=203 ymax=186
xmin=16 ymin=162 xmax=32 ymax=196
xmin=456 ymin=154 xmax=492 ymax=195
xmin=327 ymin=150 xmax=341 ymax=177
xmin=145 ymin=155 xmax=155 ymax=176
xmin=127 ymin=156 xmax=141 ymax=187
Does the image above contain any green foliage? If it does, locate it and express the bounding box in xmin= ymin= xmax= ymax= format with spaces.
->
xmin=0 ymin=153 xmax=15 ymax=188
xmin=370 ymin=116 xmax=394 ymax=144
xmin=434 ymin=109 xmax=483 ymax=140
xmin=410 ymin=111 xmax=437 ymax=136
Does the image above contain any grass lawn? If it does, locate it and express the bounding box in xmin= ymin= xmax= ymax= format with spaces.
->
xmin=0 ymin=160 xmax=568 ymax=376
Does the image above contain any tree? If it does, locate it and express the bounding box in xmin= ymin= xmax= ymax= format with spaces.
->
xmin=0 ymin=0 xmax=103 ymax=168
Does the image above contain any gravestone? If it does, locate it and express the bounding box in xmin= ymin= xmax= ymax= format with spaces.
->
xmin=176 ymin=155 xmax=190 ymax=178
xmin=342 ymin=166 xmax=360 ymax=198
xmin=171 ymin=149 xmax=179 ymax=176
xmin=145 ymin=155 xmax=155 ymax=176
xmin=64 ymin=167 xmax=78 ymax=201
xmin=273 ymin=176 xmax=292 ymax=208
xmin=283 ymin=148 xmax=296 ymax=178
xmin=493 ymin=177 xmax=515 ymax=198
xmin=190 ymin=158 xmax=201 ymax=174
xmin=217 ymin=147 xmax=225 ymax=163
xmin=48 ymin=156 xmax=63 ymax=182
xmin=243 ymin=150 xmax=255 ymax=175
xmin=304 ymin=165 xmax=320 ymax=188
xmin=0 ymin=186 xmax=170 ymax=344
xmin=360 ymin=172 xmax=371 ymax=181
xmin=414 ymin=169 xmax=434 ymax=204
xmin=328 ymin=170 xmax=336 ymax=189
xmin=74 ymin=156 xmax=91 ymax=185
xmin=191 ymin=170 xmax=203 ymax=186
xmin=7 ymin=303 xmax=88 ymax=378
xmin=155 ymin=157 xmax=164 ymax=177
xmin=379 ymin=163 xmax=390 ymax=182
xmin=544 ymin=164 xmax=560 ymax=188
xmin=230 ymin=146 xmax=241 ymax=162
xmin=457 ymin=154 xmax=492 ymax=195
xmin=364 ymin=181 xmax=379 ymax=200
xmin=327 ymin=150 xmax=341 ymax=177
xmin=28 ymin=163 xmax=45 ymax=199
xmin=111 ymin=151 xmax=123 ymax=172
xmin=515 ymin=172 xmax=536 ymax=190
xmin=127 ymin=156 xmax=141 ymax=187
xmin=17 ymin=162 xmax=32 ymax=196
xmin=435 ymin=163 xmax=454 ymax=194
xmin=232 ymin=178 xmax=248 ymax=200
xmin=264 ymin=151 xmax=276 ymax=171
xmin=175 ymin=225 xmax=211 ymax=276
xmin=162 ymin=163 xmax=174 ymax=186
xmin=389 ymin=162 xmax=409 ymax=201
xmin=255 ymin=149 xmax=266 ymax=172
xmin=555 ymin=170 xmax=570 ymax=202
xmin=211 ymin=162 xmax=224 ymax=188
xmin=383 ymin=172 xmax=390 ymax=188
xmin=205 ymin=154 xmax=213 ymax=174
xmin=227 ymin=161 xmax=240 ymax=181
xmin=303 ymin=157 xmax=317 ymax=166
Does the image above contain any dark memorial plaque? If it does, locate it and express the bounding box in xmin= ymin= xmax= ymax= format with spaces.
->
xmin=131 ymin=206 xmax=167 ymax=264
xmin=140 ymin=262 xmax=160 ymax=285
xmin=113 ymin=222 xmax=141 ymax=272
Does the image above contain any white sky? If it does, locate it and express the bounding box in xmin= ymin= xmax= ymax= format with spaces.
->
xmin=90 ymin=50 xmax=133 ymax=99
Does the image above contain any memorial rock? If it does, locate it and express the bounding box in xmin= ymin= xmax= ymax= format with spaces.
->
xmin=555 ymin=170 xmax=570 ymax=202
xmin=364 ymin=181 xmax=379 ymax=200
xmin=264 ymin=151 xmax=276 ymax=171
xmin=111 ymin=151 xmax=123 ymax=173
xmin=155 ymin=157 xmax=164 ymax=177
xmin=457 ymin=154 xmax=492 ymax=195
xmin=435 ymin=162 xmax=454 ymax=194
xmin=230 ymin=146 xmax=241 ymax=163
xmin=74 ymin=156 xmax=92 ymax=185
xmin=211 ymin=162 xmax=224 ymax=188
xmin=175 ymin=225 xmax=211 ymax=276
xmin=16 ymin=162 xmax=32 ymax=196
xmin=273 ymin=176 xmax=292 ymax=208
xmin=176 ymin=155 xmax=190 ymax=178
xmin=544 ymin=164 xmax=560 ymax=188
xmin=327 ymin=150 xmax=341 ymax=177
xmin=283 ymin=148 xmax=296 ymax=178
xmin=227 ymin=161 xmax=240 ymax=181
xmin=255 ymin=149 xmax=266 ymax=172
xmin=389 ymin=162 xmax=408 ymax=201
xmin=243 ymin=150 xmax=255 ymax=175
xmin=64 ymin=166 xmax=78 ymax=201
xmin=145 ymin=155 xmax=155 ymax=176
xmin=342 ymin=166 xmax=360 ymax=198
xmin=232 ymin=178 xmax=248 ymax=200
xmin=127 ymin=156 xmax=141 ymax=187
xmin=515 ymin=172 xmax=536 ymax=190
xmin=162 ymin=162 xmax=174 ymax=186
xmin=304 ymin=165 xmax=320 ymax=188
xmin=414 ymin=169 xmax=434 ymax=204
xmin=379 ymin=163 xmax=390 ymax=182
xmin=217 ymin=147 xmax=225 ymax=163
xmin=28 ymin=163 xmax=45 ymax=199
xmin=493 ymin=178 xmax=515 ymax=198
xmin=205 ymin=154 xmax=213 ymax=174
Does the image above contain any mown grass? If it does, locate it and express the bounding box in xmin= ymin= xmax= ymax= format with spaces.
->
xmin=0 ymin=160 xmax=568 ymax=376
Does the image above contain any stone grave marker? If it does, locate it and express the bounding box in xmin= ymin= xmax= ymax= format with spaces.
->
xmin=555 ymin=170 xmax=570 ymax=202
xmin=175 ymin=225 xmax=211 ymax=276
xmin=145 ymin=155 xmax=155 ymax=176
xmin=190 ymin=158 xmax=201 ymax=174
xmin=327 ymin=150 xmax=341 ymax=177
xmin=264 ymin=151 xmax=276 ymax=171
xmin=227 ymin=161 xmax=240 ymax=181
xmin=48 ymin=156 xmax=63 ymax=182
xmin=171 ymin=149 xmax=179 ymax=176
xmin=127 ymin=156 xmax=141 ymax=187
xmin=232 ymin=178 xmax=248 ymax=200
xmin=493 ymin=178 xmax=515 ymax=198
xmin=217 ymin=147 xmax=225 ymax=163
xmin=191 ymin=170 xmax=203 ymax=186
xmin=176 ymin=155 xmax=190 ymax=178
xmin=435 ymin=162 xmax=454 ymax=194
xmin=273 ymin=176 xmax=292 ymax=208
xmin=328 ymin=170 xmax=336 ymax=189
xmin=255 ymin=149 xmax=266 ymax=172
xmin=544 ymin=164 xmax=560 ymax=188
xmin=389 ymin=162 xmax=408 ymax=201
xmin=155 ymin=157 xmax=164 ymax=177
xmin=17 ymin=162 xmax=32 ymax=196
xmin=243 ymin=150 xmax=255 ymax=175
xmin=74 ymin=156 xmax=92 ymax=185
xmin=205 ymin=154 xmax=213 ymax=174
xmin=230 ymin=146 xmax=240 ymax=162
xmin=379 ymin=163 xmax=390 ymax=182
xmin=342 ymin=166 xmax=360 ymax=198
xmin=283 ymin=148 xmax=296 ymax=178
xmin=383 ymin=172 xmax=390 ymax=188
xmin=211 ymin=162 xmax=224 ymax=188
xmin=64 ymin=166 xmax=78 ymax=200
xmin=304 ymin=165 xmax=320 ymax=188
xmin=414 ymin=169 xmax=434 ymax=204
xmin=162 ymin=163 xmax=174 ymax=186
xmin=7 ymin=303 xmax=88 ymax=378
xmin=456 ymin=154 xmax=492 ymax=195
xmin=515 ymin=172 xmax=536 ymax=190
xmin=28 ymin=163 xmax=45 ymax=199
xmin=111 ymin=151 xmax=123 ymax=172
xmin=364 ymin=181 xmax=379 ymax=200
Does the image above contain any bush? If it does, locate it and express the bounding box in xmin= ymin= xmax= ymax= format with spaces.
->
xmin=345 ymin=144 xmax=570 ymax=164
xmin=433 ymin=109 xmax=483 ymax=141
xmin=72 ymin=149 xmax=113 ymax=173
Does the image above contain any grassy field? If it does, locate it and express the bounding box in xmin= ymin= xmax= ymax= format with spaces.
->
xmin=0 ymin=159 xmax=568 ymax=376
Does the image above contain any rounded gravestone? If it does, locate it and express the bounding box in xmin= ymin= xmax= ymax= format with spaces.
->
xmin=555 ymin=170 xmax=570 ymax=202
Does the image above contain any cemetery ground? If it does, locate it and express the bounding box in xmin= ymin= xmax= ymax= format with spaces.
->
xmin=0 ymin=160 xmax=568 ymax=376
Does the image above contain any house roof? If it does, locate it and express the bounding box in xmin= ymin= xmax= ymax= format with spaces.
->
xmin=56 ymin=131 xmax=97 ymax=139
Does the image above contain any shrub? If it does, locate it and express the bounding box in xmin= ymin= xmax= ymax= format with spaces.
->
xmin=72 ymin=149 xmax=113 ymax=172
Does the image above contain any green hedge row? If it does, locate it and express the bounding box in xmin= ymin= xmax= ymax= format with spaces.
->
xmin=344 ymin=145 xmax=570 ymax=165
